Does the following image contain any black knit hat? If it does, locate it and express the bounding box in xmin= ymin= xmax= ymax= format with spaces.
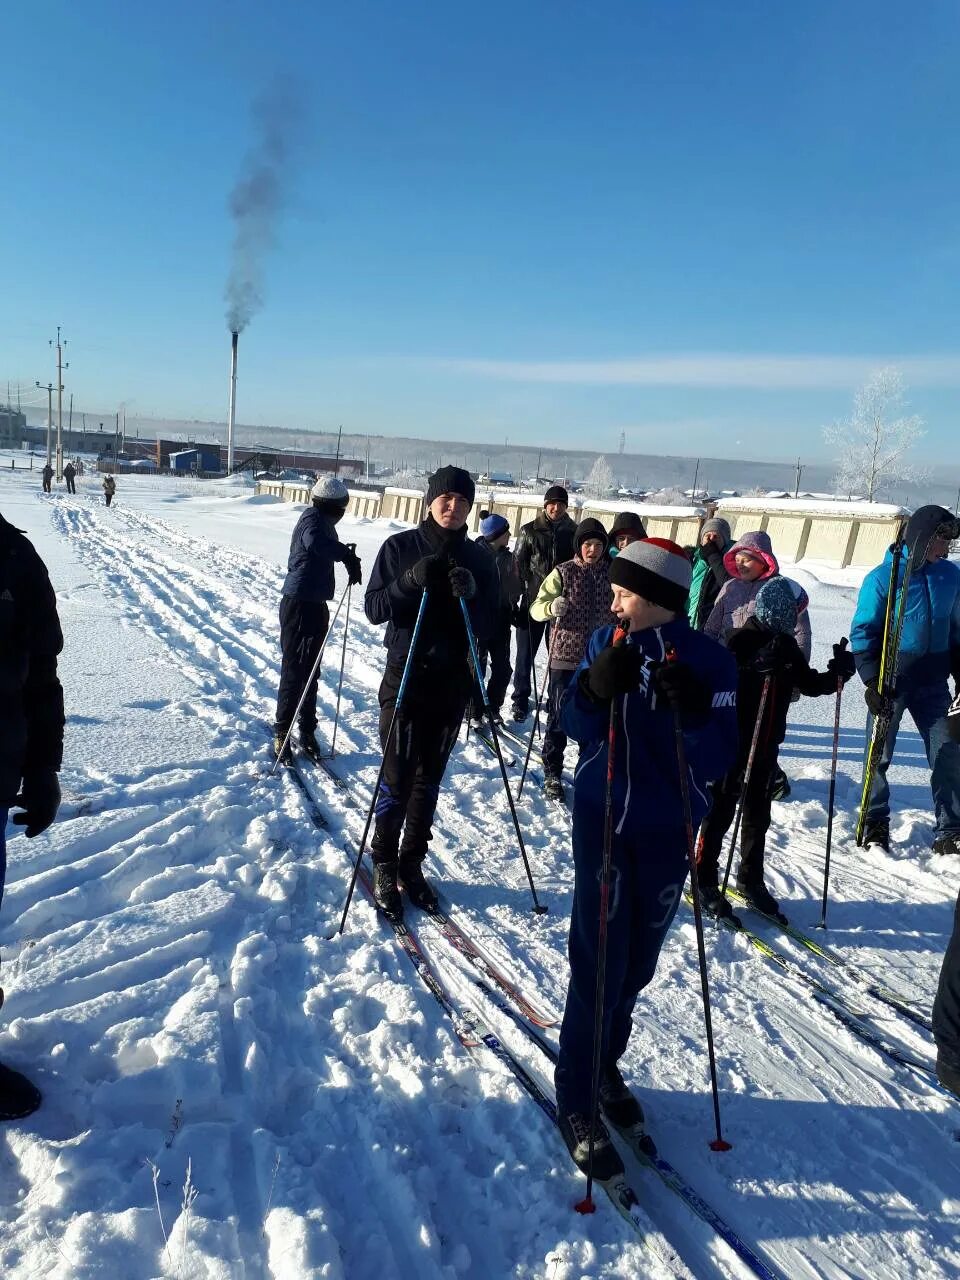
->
xmin=426 ymin=465 xmax=475 ymax=509
xmin=544 ymin=485 xmax=569 ymax=506
xmin=610 ymin=511 xmax=647 ymax=540
xmin=609 ymin=538 xmax=691 ymax=612
xmin=574 ymin=517 xmax=608 ymax=555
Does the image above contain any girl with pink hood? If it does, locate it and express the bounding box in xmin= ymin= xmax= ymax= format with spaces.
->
xmin=704 ymin=530 xmax=811 ymax=657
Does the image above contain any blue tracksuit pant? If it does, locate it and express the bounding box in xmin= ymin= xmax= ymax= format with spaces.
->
xmin=554 ymin=815 xmax=688 ymax=1116
xmin=866 ymin=682 xmax=960 ymax=838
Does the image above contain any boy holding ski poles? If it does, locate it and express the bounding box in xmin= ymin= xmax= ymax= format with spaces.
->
xmin=697 ymin=576 xmax=855 ymax=924
xmin=851 ymin=504 xmax=960 ymax=856
xmin=553 ymin=539 xmax=739 ymax=1178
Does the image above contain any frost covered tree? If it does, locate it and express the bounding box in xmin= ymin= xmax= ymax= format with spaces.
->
xmin=586 ymin=455 xmax=614 ymax=498
xmin=823 ymin=368 xmax=926 ymax=501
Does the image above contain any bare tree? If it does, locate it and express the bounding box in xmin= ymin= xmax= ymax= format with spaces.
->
xmin=586 ymin=454 xmax=614 ymax=498
xmin=823 ymin=367 xmax=926 ymax=501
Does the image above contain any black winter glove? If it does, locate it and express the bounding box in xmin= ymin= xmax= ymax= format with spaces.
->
xmin=448 ymin=566 xmax=476 ymax=600
xmin=341 ymin=547 xmax=362 ymax=586
xmin=584 ymin=644 xmax=644 ymax=701
xmin=753 ymin=633 xmax=794 ymax=675
xmin=652 ymin=660 xmax=710 ymax=716
xmin=827 ymin=643 xmax=855 ymax=683
xmin=864 ymin=678 xmax=895 ymax=718
xmin=12 ymin=769 xmax=61 ymax=838
xmin=402 ymin=554 xmax=448 ymax=593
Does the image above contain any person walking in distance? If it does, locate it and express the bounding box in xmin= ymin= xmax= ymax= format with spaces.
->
xmin=102 ymin=474 xmax=116 ymax=507
xmin=511 ymin=485 xmax=577 ymax=723
xmin=851 ymin=504 xmax=960 ymax=855
xmin=0 ymin=509 xmax=65 ymax=1118
xmin=63 ymin=461 xmax=77 ymax=495
xmin=41 ymin=463 xmax=53 ymax=494
xmin=274 ymin=476 xmax=362 ymax=762
xmin=364 ymin=466 xmax=496 ymax=918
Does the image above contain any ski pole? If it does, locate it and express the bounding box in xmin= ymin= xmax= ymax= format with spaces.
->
xmin=720 ymin=674 xmax=772 ymax=895
xmin=271 ymin=581 xmax=351 ymax=775
xmin=336 ymin=589 xmax=430 ymax=934
xmin=576 ymin=619 xmax=629 ymax=1215
xmin=515 ymin=622 xmax=560 ymax=800
xmin=664 ymin=642 xmax=731 ymax=1152
xmin=817 ymin=638 xmax=848 ymax=930
xmin=323 ymin=578 xmax=353 ymax=759
xmin=460 ymin=598 xmax=547 ymax=915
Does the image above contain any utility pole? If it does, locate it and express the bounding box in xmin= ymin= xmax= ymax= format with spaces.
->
xmin=536 ymin=449 xmax=542 ymax=482
xmin=334 ymin=425 xmax=342 ymax=476
xmin=794 ymin=457 xmax=803 ymax=500
xmin=51 ymin=326 xmax=67 ymax=480
xmin=36 ymin=381 xmax=55 ymax=467
xmin=692 ymin=457 xmax=700 ymax=500
xmin=618 ymin=430 xmax=625 ymax=454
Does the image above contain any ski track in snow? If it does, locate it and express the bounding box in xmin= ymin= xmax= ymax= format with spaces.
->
xmin=0 ymin=479 xmax=957 ymax=1279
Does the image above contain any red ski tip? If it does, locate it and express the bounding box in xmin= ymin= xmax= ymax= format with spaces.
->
xmin=709 ymin=1138 xmax=733 ymax=1151
xmin=574 ymin=1195 xmax=597 ymax=1215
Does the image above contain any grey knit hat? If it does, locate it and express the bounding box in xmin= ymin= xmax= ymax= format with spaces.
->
xmin=311 ymin=475 xmax=349 ymax=502
xmin=608 ymin=537 xmax=691 ymax=611
xmin=700 ymin=517 xmax=731 ymax=542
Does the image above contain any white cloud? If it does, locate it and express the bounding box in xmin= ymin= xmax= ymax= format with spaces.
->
xmin=410 ymin=353 xmax=960 ymax=389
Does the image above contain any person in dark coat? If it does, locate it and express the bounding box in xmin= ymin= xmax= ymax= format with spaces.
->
xmin=687 ymin=517 xmax=733 ymax=630
xmin=0 ymin=511 xmax=65 ymax=1119
xmin=63 ymin=462 xmax=76 ymax=495
xmin=274 ymin=477 xmax=362 ymax=760
xmin=41 ymin=464 xmax=53 ymax=494
xmin=364 ymin=465 xmax=496 ymax=918
xmin=850 ymin=504 xmax=960 ymax=855
xmin=102 ymin=474 xmax=116 ymax=507
xmin=511 ymin=485 xmax=577 ymax=722
xmin=608 ymin=510 xmax=646 ymax=557
xmin=933 ymin=692 xmax=960 ymax=1098
xmin=697 ymin=576 xmax=855 ymax=922
xmin=469 ymin=512 xmax=522 ymax=725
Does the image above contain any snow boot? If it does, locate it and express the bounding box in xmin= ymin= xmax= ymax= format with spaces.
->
xmin=557 ymin=1110 xmax=624 ymax=1181
xmin=769 ymin=766 xmax=792 ymax=801
xmin=936 ymin=1053 xmax=960 ymax=1100
xmin=398 ymin=860 xmax=439 ymax=913
xmin=863 ymin=821 xmax=890 ymax=853
xmin=599 ymin=1065 xmax=647 ymax=1136
xmin=932 ymin=835 xmax=960 ymax=857
xmin=273 ymin=730 xmax=293 ymax=765
xmin=736 ymin=879 xmax=788 ymax=925
xmin=373 ymin=865 xmax=403 ymax=921
xmin=0 ymin=1061 xmax=41 ymax=1121
xmin=299 ymin=730 xmax=324 ymax=762
xmin=511 ymin=703 xmax=528 ymax=725
xmin=699 ymin=883 xmax=738 ymax=923
xmin=543 ymin=775 xmax=565 ymax=803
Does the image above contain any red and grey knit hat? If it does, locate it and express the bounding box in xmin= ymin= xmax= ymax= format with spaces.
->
xmin=608 ymin=537 xmax=692 ymax=612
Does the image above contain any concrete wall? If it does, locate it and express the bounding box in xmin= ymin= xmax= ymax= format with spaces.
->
xmin=714 ymin=502 xmax=905 ymax=567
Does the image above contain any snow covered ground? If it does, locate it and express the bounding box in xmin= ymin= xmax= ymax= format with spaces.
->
xmin=0 ymin=466 xmax=958 ymax=1280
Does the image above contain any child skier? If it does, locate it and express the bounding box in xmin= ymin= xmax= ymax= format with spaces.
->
xmin=553 ymin=538 xmax=739 ymax=1177
xmin=697 ymin=575 xmax=855 ymax=923
xmin=608 ymin=511 xmax=646 ymax=556
xmin=470 ymin=511 xmax=522 ymax=725
xmin=529 ymin=518 xmax=613 ymax=802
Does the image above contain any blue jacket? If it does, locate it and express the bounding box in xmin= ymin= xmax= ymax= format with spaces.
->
xmin=851 ymin=547 xmax=960 ymax=692
xmin=281 ymin=507 xmax=351 ymax=602
xmin=561 ymin=617 xmax=739 ymax=838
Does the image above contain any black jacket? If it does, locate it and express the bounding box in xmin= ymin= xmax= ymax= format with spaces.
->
xmin=514 ymin=510 xmax=577 ymax=601
xmin=0 ymin=514 xmax=65 ymax=804
xmin=364 ymin=518 xmax=496 ymax=671
xmin=726 ymin=619 xmax=835 ymax=763
xmin=281 ymin=505 xmax=351 ymax=602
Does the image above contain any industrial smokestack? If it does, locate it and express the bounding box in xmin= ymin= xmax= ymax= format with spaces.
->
xmin=227 ymin=331 xmax=239 ymax=473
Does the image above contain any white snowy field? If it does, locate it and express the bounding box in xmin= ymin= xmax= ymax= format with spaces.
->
xmin=0 ymin=466 xmax=958 ymax=1280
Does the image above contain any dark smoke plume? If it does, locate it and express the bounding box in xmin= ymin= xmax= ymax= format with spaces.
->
xmin=225 ymin=81 xmax=303 ymax=333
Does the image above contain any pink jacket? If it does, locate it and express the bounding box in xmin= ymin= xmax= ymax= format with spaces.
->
xmin=704 ymin=531 xmax=811 ymax=658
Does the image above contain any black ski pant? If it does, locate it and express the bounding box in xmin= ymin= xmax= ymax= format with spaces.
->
xmin=696 ymin=751 xmax=777 ymax=888
xmin=275 ymin=595 xmax=330 ymax=736
xmin=371 ymin=660 xmax=470 ymax=869
xmin=104 ymin=492 xmax=113 ymax=507
xmin=471 ymin=609 xmax=513 ymax=716
xmin=933 ymin=885 xmax=960 ymax=1070
xmin=512 ymin=615 xmax=547 ymax=712
xmin=65 ymin=478 xmax=76 ymax=494
xmin=542 ymin=665 xmax=575 ymax=780
xmin=42 ymin=478 xmax=51 ymax=493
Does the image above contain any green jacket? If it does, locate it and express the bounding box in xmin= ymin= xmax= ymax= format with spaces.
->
xmin=687 ymin=540 xmax=733 ymax=630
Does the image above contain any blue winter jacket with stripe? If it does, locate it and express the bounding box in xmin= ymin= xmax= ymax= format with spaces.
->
xmin=850 ymin=547 xmax=960 ymax=693
xmin=560 ymin=617 xmax=740 ymax=838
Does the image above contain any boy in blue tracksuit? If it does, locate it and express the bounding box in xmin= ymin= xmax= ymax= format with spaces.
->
xmin=850 ymin=504 xmax=960 ymax=855
xmin=553 ymin=538 xmax=739 ymax=1179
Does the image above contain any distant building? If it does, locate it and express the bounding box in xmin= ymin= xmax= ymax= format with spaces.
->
xmin=0 ymin=407 xmax=27 ymax=448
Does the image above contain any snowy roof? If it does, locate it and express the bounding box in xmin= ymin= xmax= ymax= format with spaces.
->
xmin=587 ymin=497 xmax=705 ymax=518
xmin=717 ymin=496 xmax=907 ymax=517
xmin=384 ymin=486 xmax=425 ymax=499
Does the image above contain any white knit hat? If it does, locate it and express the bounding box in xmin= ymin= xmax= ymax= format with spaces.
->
xmin=311 ymin=475 xmax=349 ymax=502
xmin=608 ymin=537 xmax=692 ymax=611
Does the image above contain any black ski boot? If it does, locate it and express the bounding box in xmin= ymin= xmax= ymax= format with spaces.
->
xmin=299 ymin=730 xmax=324 ymax=762
xmin=769 ymin=766 xmax=792 ymax=801
xmin=543 ymin=775 xmax=565 ymax=803
xmin=932 ymin=835 xmax=960 ymax=857
xmin=936 ymin=1053 xmax=960 ymax=1100
xmin=736 ymin=879 xmax=788 ymax=925
xmin=0 ymin=1061 xmax=41 ymax=1121
xmin=863 ymin=821 xmax=890 ymax=853
xmin=599 ymin=1065 xmax=650 ymax=1147
xmin=273 ymin=730 xmax=293 ymax=765
xmin=373 ymin=865 xmax=403 ymax=921
xmin=557 ymin=1110 xmax=624 ymax=1181
xmin=398 ymin=860 xmax=439 ymax=913
xmin=699 ymin=883 xmax=738 ymax=924
xmin=511 ymin=703 xmax=528 ymax=725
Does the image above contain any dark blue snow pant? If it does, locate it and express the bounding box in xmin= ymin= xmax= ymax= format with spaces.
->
xmin=933 ymin=886 xmax=960 ymax=1071
xmin=554 ymin=812 xmax=688 ymax=1116
xmin=865 ymin=682 xmax=960 ymax=839
xmin=471 ymin=609 xmax=513 ymax=717
xmin=511 ymin=615 xmax=547 ymax=713
xmin=275 ymin=596 xmax=330 ymax=736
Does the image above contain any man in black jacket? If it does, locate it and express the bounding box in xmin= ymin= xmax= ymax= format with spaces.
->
xmin=0 ymin=511 xmax=65 ymax=1119
xmin=274 ymin=476 xmax=362 ymax=761
xmin=364 ymin=466 xmax=495 ymax=918
xmin=511 ymin=485 xmax=577 ymax=722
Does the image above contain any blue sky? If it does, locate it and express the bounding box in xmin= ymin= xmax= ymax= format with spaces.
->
xmin=2 ymin=1 xmax=959 ymax=462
